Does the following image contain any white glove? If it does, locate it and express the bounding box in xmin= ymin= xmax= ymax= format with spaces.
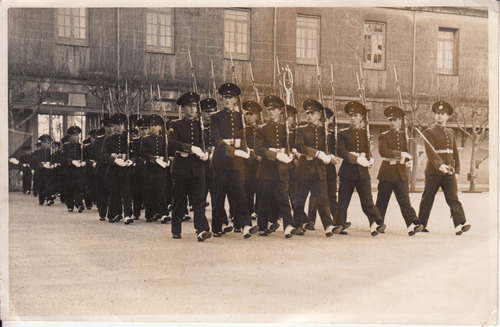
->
xmin=114 ymin=158 xmax=126 ymax=167
xmin=329 ymin=154 xmax=338 ymax=165
xmin=317 ymin=151 xmax=330 ymax=165
xmin=276 ymin=152 xmax=293 ymax=163
xmin=439 ymin=164 xmax=449 ymax=174
xmin=234 ymin=149 xmax=250 ymax=159
xmin=155 ymin=158 xmax=168 ymax=168
xmin=71 ymin=160 xmax=80 ymax=167
xmin=191 ymin=146 xmax=204 ymax=157
xmin=31 ymin=170 xmax=35 ymax=175
xmin=209 ymin=152 xmax=213 ymax=161
xmin=80 ymin=161 xmax=86 ymax=167
xmin=92 ymin=161 xmax=97 ymax=168
xmin=356 ymin=155 xmax=371 ymax=167
xmin=19 ymin=171 xmax=23 ymax=177
xmin=199 ymin=153 xmax=209 ymax=161
xmin=42 ymin=162 xmax=52 ymax=169
xmin=125 ymin=159 xmax=133 ymax=166
xmin=405 ymin=160 xmax=413 ymax=169
xmin=368 ymin=158 xmax=374 ymax=168
xmin=399 ymin=152 xmax=413 ymax=164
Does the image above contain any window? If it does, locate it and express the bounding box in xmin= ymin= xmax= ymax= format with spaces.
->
xmin=224 ymin=9 xmax=250 ymax=60
xmin=146 ymin=8 xmax=174 ymax=54
xmin=38 ymin=114 xmax=64 ymax=142
xmin=438 ymin=28 xmax=458 ymax=75
xmin=296 ymin=15 xmax=320 ymax=65
xmin=363 ymin=22 xmax=385 ymax=70
xmin=56 ymin=8 xmax=88 ymax=46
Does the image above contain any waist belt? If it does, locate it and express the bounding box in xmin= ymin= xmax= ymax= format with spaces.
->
xmin=382 ymin=157 xmax=399 ymax=165
xmin=175 ymin=151 xmax=190 ymax=158
xmin=435 ymin=149 xmax=453 ymax=154
xmin=222 ymin=138 xmax=241 ymax=148
xmin=22 ymin=164 xmax=30 ymax=167
xmin=113 ymin=153 xmax=127 ymax=159
xmin=269 ymin=148 xmax=285 ymax=153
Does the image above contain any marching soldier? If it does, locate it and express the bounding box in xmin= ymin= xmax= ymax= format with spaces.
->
xmin=210 ymin=83 xmax=258 ymax=238
xmin=417 ymin=101 xmax=471 ymax=235
xmin=140 ymin=114 xmax=170 ymax=223
xmin=101 ymin=113 xmax=135 ymax=224
xmin=83 ymin=129 xmax=98 ymax=210
xmin=376 ymin=106 xmax=423 ymax=236
xmin=18 ymin=145 xmax=33 ymax=194
xmin=243 ymin=100 xmax=261 ymax=221
xmin=91 ymin=117 xmax=114 ymax=221
xmin=307 ymin=107 xmax=338 ymax=228
xmin=60 ymin=126 xmax=87 ymax=213
xmin=200 ymin=98 xmax=217 ymax=205
xmin=168 ymin=92 xmax=212 ymax=241
xmin=31 ymin=134 xmax=56 ymax=206
xmin=131 ymin=116 xmax=149 ymax=220
xmin=32 ymin=141 xmax=41 ymax=197
xmin=254 ymin=96 xmax=299 ymax=238
xmin=293 ymin=99 xmax=341 ymax=237
xmin=336 ymin=101 xmax=386 ymax=236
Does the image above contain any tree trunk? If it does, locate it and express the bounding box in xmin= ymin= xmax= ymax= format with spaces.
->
xmin=468 ymin=133 xmax=478 ymax=192
xmin=409 ymin=132 xmax=419 ymax=192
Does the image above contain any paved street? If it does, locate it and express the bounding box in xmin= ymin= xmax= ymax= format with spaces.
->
xmin=4 ymin=190 xmax=497 ymax=324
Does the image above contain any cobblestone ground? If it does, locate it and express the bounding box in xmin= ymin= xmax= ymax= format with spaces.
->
xmin=3 ymin=190 xmax=497 ymax=324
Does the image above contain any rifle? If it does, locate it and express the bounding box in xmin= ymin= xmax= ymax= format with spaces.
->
xmin=413 ymin=126 xmax=454 ymax=174
xmin=393 ymin=64 xmax=411 ymax=151
xmin=229 ymin=51 xmax=247 ymax=149
xmin=125 ymin=79 xmax=130 ymax=161
xmin=356 ymin=59 xmax=371 ymax=160
xmin=150 ymin=84 xmax=154 ymax=115
xmin=80 ymin=108 xmax=84 ymax=162
xmin=210 ymin=59 xmax=218 ymax=106
xmin=316 ymin=58 xmax=328 ymax=155
xmin=249 ymin=62 xmax=263 ymax=123
xmin=276 ymin=56 xmax=285 ymax=100
xmin=157 ymin=84 xmax=169 ymax=156
xmin=188 ymin=50 xmax=205 ymax=151
xmin=49 ymin=107 xmax=53 ymax=165
xmin=330 ymin=63 xmax=337 ymax=156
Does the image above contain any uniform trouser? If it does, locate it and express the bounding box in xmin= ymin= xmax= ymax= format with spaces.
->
xmin=245 ymin=169 xmax=259 ymax=215
xmin=106 ymin=168 xmax=133 ymax=219
xmin=212 ymin=169 xmax=251 ymax=233
xmin=308 ymin=177 xmax=338 ymax=224
xmin=171 ymin=174 xmax=209 ymax=235
xmin=376 ymin=180 xmax=419 ymax=227
xmin=204 ymin=161 xmax=213 ymax=204
xmin=37 ymin=169 xmax=55 ymax=205
xmin=418 ymin=174 xmax=466 ymax=228
xmin=165 ymin=168 xmax=173 ymax=210
xmin=96 ymin=164 xmax=109 ymax=218
xmin=143 ymin=173 xmax=168 ymax=219
xmin=33 ymin=171 xmax=39 ymax=195
xmin=293 ymin=179 xmax=333 ymax=230
xmin=22 ymin=172 xmax=32 ymax=193
xmin=84 ymin=170 xmax=94 ymax=208
xmin=257 ymin=179 xmax=295 ymax=231
xmin=132 ymin=172 xmax=143 ymax=218
xmin=336 ymin=176 xmax=382 ymax=227
xmin=64 ymin=172 xmax=87 ymax=209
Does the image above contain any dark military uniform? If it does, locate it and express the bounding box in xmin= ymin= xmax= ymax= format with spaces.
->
xmin=101 ymin=130 xmax=135 ymax=222
xmin=336 ymin=101 xmax=383 ymax=234
xmin=18 ymin=149 xmax=33 ymax=194
xmin=168 ymin=117 xmax=210 ymax=237
xmin=131 ymin=135 xmax=145 ymax=219
xmin=244 ymin=123 xmax=260 ymax=219
xmin=31 ymin=136 xmax=56 ymax=206
xmin=376 ymin=127 xmax=420 ymax=228
xmin=417 ymin=124 xmax=466 ymax=229
xmin=140 ymin=117 xmax=169 ymax=222
xmin=60 ymin=133 xmax=87 ymax=212
xmin=91 ymin=132 xmax=110 ymax=220
xmin=255 ymin=120 xmax=296 ymax=234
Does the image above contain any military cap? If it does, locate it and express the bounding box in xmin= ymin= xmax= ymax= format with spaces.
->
xmin=22 ymin=145 xmax=32 ymax=151
xmin=303 ymin=99 xmax=324 ymax=112
xmin=148 ymin=114 xmax=164 ymax=126
xmin=242 ymin=101 xmax=263 ymax=114
xmin=67 ymin=125 xmax=82 ymax=135
xmin=110 ymin=113 xmax=127 ymax=124
xmin=384 ymin=106 xmax=405 ymax=119
xmin=53 ymin=141 xmax=61 ymax=147
xmin=344 ymin=101 xmax=367 ymax=116
xmin=263 ymin=95 xmax=285 ymax=109
xmin=285 ymin=104 xmax=298 ymax=116
xmin=88 ymin=129 xmax=98 ymax=137
xmin=101 ymin=117 xmax=113 ymax=127
xmin=38 ymin=134 xmax=52 ymax=143
xmin=218 ymin=83 xmax=241 ymax=97
xmin=432 ymin=101 xmax=453 ymax=115
xmin=97 ymin=127 xmax=105 ymax=136
xmin=136 ymin=117 xmax=148 ymax=128
xmin=176 ymin=92 xmax=200 ymax=106
xmin=61 ymin=135 xmax=70 ymax=143
xmin=82 ymin=138 xmax=92 ymax=145
xmin=324 ymin=107 xmax=334 ymax=119
xmin=200 ymin=98 xmax=217 ymax=111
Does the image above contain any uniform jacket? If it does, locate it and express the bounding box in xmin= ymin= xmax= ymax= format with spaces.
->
xmin=18 ymin=153 xmax=32 ymax=174
xmin=337 ymin=126 xmax=371 ymax=180
xmin=31 ymin=148 xmax=52 ymax=170
xmin=423 ymin=125 xmax=460 ymax=175
xmin=102 ymin=133 xmax=136 ymax=168
xmin=60 ymin=142 xmax=86 ymax=177
xmin=210 ymin=108 xmax=247 ymax=171
xmin=254 ymin=121 xmax=290 ymax=181
xmin=140 ymin=133 xmax=167 ymax=177
xmin=295 ymin=123 xmax=330 ymax=181
xmin=167 ymin=118 xmax=205 ymax=177
xmin=245 ymin=124 xmax=260 ymax=176
xmin=377 ymin=129 xmax=410 ymax=182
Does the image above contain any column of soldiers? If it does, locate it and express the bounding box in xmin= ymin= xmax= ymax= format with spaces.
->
xmin=22 ymin=81 xmax=471 ymax=239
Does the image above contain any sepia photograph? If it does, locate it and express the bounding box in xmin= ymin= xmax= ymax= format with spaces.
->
xmin=1 ymin=0 xmax=498 ymax=325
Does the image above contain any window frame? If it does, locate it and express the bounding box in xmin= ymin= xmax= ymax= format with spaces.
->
xmin=437 ymin=27 xmax=459 ymax=75
xmin=55 ymin=8 xmax=89 ymax=47
xmin=295 ymin=14 xmax=321 ymax=66
xmin=145 ymin=8 xmax=175 ymax=55
xmin=223 ymin=8 xmax=251 ymax=61
xmin=362 ymin=21 xmax=386 ymax=70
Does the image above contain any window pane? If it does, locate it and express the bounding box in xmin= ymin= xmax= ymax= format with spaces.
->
xmin=296 ymin=15 xmax=319 ymax=62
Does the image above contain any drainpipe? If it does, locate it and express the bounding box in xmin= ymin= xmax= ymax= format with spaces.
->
xmin=117 ymin=8 xmax=120 ymax=77
xmin=411 ymin=8 xmax=416 ymax=103
xmin=273 ymin=7 xmax=277 ymax=87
